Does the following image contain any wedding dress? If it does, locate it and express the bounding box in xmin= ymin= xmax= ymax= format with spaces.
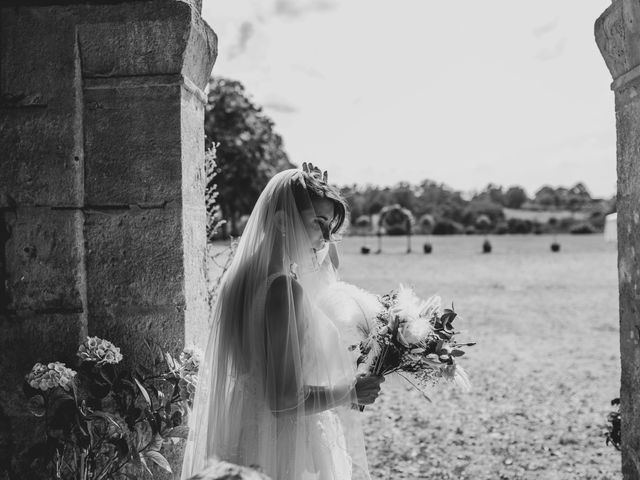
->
xmin=181 ymin=170 xmax=371 ymax=480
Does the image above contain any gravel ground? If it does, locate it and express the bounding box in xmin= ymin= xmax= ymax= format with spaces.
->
xmin=207 ymin=234 xmax=621 ymax=479
xmin=339 ymin=234 xmax=621 ymax=480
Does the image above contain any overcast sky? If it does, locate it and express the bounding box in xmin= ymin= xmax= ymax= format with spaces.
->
xmin=202 ymin=0 xmax=615 ymax=198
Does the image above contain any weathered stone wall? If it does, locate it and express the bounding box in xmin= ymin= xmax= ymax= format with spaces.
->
xmin=0 ymin=0 xmax=216 ymax=476
xmin=596 ymin=1 xmax=640 ymax=478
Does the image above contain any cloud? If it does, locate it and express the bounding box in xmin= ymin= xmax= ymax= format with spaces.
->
xmin=292 ymin=64 xmax=325 ymax=79
xmin=263 ymin=100 xmax=298 ymax=113
xmin=535 ymin=37 xmax=566 ymax=61
xmin=274 ymin=0 xmax=337 ymax=18
xmin=532 ymin=19 xmax=558 ymax=38
xmin=227 ymin=21 xmax=255 ymax=59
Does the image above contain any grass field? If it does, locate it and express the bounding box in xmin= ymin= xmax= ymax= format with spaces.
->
xmin=206 ymin=233 xmax=621 ymax=479
xmin=338 ymin=234 xmax=620 ymax=479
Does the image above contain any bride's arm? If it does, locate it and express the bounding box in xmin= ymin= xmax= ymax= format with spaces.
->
xmin=265 ymin=275 xmax=354 ymax=416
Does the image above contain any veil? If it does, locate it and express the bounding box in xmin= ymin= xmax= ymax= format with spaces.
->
xmin=181 ymin=170 xmax=370 ymax=480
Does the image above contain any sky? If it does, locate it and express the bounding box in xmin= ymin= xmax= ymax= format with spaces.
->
xmin=202 ymin=0 xmax=616 ymax=198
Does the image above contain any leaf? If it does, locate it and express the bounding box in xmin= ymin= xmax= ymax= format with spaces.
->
xmin=116 ymin=474 xmax=137 ymax=480
xmin=143 ymin=450 xmax=172 ymax=473
xmin=148 ymin=433 xmax=164 ymax=452
xmin=88 ymin=378 xmax=111 ymax=399
xmin=108 ymin=437 xmax=129 ymax=458
xmin=450 ymin=349 xmax=466 ymax=357
xmin=170 ymin=410 xmax=183 ymax=427
xmin=49 ymin=393 xmax=77 ymax=429
xmin=23 ymin=441 xmax=53 ymax=462
xmin=90 ymin=411 xmax=122 ymax=431
xmin=134 ymin=364 xmax=154 ymax=379
xmin=99 ymin=366 xmax=115 ymax=385
xmin=27 ymin=394 xmax=46 ymax=417
xmin=134 ymin=377 xmax=152 ymax=406
xmin=139 ymin=453 xmax=153 ymax=475
xmin=165 ymin=425 xmax=189 ymax=439
xmin=164 ymin=352 xmax=177 ymax=371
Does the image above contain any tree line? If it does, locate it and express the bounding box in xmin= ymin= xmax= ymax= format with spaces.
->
xmin=205 ymin=77 xmax=615 ymax=239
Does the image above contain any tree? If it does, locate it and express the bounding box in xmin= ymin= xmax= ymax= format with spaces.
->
xmin=205 ymin=77 xmax=294 ymax=236
xmin=504 ymin=186 xmax=528 ymax=209
xmin=473 ymin=184 xmax=505 ymax=206
xmin=534 ymin=185 xmax=557 ymax=208
xmin=461 ymin=198 xmax=504 ymax=225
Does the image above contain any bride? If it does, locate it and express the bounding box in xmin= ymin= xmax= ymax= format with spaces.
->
xmin=181 ymin=167 xmax=384 ymax=480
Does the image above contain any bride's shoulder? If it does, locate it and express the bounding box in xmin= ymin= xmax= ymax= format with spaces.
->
xmin=266 ymin=272 xmax=302 ymax=295
xmin=265 ymin=273 xmax=303 ymax=311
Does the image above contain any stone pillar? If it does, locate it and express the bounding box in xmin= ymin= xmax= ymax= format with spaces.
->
xmin=596 ymin=2 xmax=640 ymax=478
xmin=0 ymin=0 xmax=216 ymax=474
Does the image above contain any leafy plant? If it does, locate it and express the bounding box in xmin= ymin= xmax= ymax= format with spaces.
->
xmin=18 ymin=337 xmax=200 ymax=479
xmin=605 ymin=398 xmax=621 ymax=450
xmin=205 ymin=146 xmax=226 ymax=242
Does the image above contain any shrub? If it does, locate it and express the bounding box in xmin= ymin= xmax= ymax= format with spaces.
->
xmin=494 ymin=222 xmax=509 ymax=235
xmin=507 ymin=218 xmax=533 ymax=234
xmin=432 ymin=219 xmax=464 ymax=235
xmin=16 ymin=338 xmax=198 ymax=479
xmin=569 ymin=222 xmax=598 ymax=234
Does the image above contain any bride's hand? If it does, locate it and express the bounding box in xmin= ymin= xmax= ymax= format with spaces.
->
xmin=354 ymin=374 xmax=384 ymax=405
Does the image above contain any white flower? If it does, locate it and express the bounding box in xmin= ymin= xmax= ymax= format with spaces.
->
xmin=77 ymin=336 xmax=123 ymax=365
xmin=391 ymin=285 xmax=436 ymax=347
xmin=398 ymin=319 xmax=432 ymax=347
xmin=26 ymin=362 xmax=77 ymax=392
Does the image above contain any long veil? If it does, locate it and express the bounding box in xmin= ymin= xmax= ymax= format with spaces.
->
xmin=181 ymin=170 xmax=370 ymax=480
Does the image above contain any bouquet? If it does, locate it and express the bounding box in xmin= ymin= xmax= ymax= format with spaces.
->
xmin=354 ymin=285 xmax=474 ymax=403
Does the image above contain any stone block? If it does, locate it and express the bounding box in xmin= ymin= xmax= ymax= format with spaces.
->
xmin=3 ymin=207 xmax=84 ymax=313
xmin=0 ymin=6 xmax=78 ymax=111
xmin=89 ymin=305 xmax=183 ymax=367
xmin=180 ymin=88 xmax=206 ymax=210
xmin=597 ymin=4 xmax=640 ymax=477
xmin=180 ymin=88 xmax=209 ymax=340
xmin=614 ymin=92 xmax=640 ymax=480
xmin=84 ymin=206 xmax=184 ymax=309
xmin=83 ymin=81 xmax=182 ymax=205
xmin=77 ymin=0 xmax=216 ymax=87
xmin=0 ymin=109 xmax=81 ymax=207
xmin=181 ymin=9 xmax=218 ymax=90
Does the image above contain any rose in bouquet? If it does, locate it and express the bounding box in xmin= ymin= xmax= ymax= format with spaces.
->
xmin=356 ymin=285 xmax=474 ymax=402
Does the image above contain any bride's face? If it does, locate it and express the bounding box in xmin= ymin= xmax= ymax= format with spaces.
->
xmin=301 ymin=197 xmax=336 ymax=250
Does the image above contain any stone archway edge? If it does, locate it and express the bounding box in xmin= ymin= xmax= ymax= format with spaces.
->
xmin=1 ymin=2 xmax=216 ymax=477
xmin=595 ymin=1 xmax=640 ymax=479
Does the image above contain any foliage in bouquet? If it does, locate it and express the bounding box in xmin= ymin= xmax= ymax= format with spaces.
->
xmin=16 ymin=337 xmax=201 ymax=480
xmin=358 ymin=285 xmax=474 ymax=398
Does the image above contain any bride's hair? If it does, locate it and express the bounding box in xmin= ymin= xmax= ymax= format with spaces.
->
xmin=291 ymin=172 xmax=349 ymax=236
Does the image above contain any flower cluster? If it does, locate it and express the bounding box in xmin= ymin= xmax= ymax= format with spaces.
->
xmin=178 ymin=347 xmax=201 ymax=406
xmin=26 ymin=362 xmax=77 ymax=392
xmin=179 ymin=347 xmax=202 ymax=373
xmin=22 ymin=337 xmax=200 ymax=479
xmin=358 ymin=285 xmax=474 ymax=396
xmin=77 ymin=336 xmax=123 ymax=365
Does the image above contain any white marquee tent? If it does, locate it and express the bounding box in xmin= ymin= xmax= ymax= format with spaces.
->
xmin=604 ymin=212 xmax=617 ymax=243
